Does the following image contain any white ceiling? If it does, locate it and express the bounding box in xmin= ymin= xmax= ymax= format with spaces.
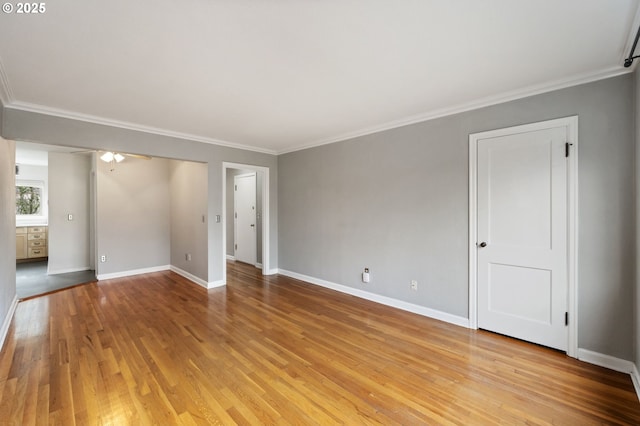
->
xmin=1 ymin=1 xmax=638 ymax=154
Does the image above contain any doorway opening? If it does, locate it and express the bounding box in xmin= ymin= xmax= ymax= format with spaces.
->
xmin=468 ymin=116 xmax=578 ymax=357
xmin=222 ymin=162 xmax=271 ymax=284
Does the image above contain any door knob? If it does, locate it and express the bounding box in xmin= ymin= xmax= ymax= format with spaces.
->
xmin=479 ymin=242 xmax=487 ymax=248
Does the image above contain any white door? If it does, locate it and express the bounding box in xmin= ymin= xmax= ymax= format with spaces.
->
xmin=234 ymin=173 xmax=257 ymax=265
xmin=476 ymin=124 xmax=569 ymax=351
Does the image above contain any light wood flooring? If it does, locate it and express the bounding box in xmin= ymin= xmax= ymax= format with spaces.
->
xmin=1 ymin=261 xmax=639 ymax=425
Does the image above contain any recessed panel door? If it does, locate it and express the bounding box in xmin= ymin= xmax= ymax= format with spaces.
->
xmin=234 ymin=173 xmax=257 ymax=265
xmin=477 ymin=126 xmax=568 ymax=350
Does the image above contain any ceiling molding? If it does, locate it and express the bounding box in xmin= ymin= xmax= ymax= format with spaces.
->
xmin=0 ymin=57 xmax=14 ymax=106
xmin=277 ymin=65 xmax=633 ymax=155
xmin=5 ymin=101 xmax=278 ymax=155
xmin=1 ymin=65 xmax=633 ymax=157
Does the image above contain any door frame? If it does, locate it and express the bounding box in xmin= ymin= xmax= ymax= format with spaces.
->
xmin=233 ymin=172 xmax=257 ymax=265
xmin=222 ymin=162 xmax=272 ymax=284
xmin=468 ymin=116 xmax=578 ymax=357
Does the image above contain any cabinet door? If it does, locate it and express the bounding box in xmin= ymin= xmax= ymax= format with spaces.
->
xmin=16 ymin=234 xmax=28 ymax=260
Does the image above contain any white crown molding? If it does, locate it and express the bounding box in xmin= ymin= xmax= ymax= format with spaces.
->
xmin=0 ymin=57 xmax=14 ymax=106
xmin=1 ymin=63 xmax=632 ymax=156
xmin=6 ymin=101 xmax=278 ymax=155
xmin=277 ymin=66 xmax=632 ymax=154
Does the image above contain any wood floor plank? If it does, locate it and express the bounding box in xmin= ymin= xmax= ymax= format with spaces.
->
xmin=0 ymin=261 xmax=639 ymax=424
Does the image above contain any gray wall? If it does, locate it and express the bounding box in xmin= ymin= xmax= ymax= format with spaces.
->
xmin=279 ymin=74 xmax=636 ymax=361
xmin=48 ymin=152 xmax=91 ymax=274
xmin=226 ymin=168 xmax=263 ymax=264
xmin=1 ymin=108 xmax=278 ymax=282
xmin=169 ymin=160 xmax=208 ymax=281
xmin=96 ymin=156 xmax=171 ymax=275
xmin=0 ymin=137 xmax=16 ymax=344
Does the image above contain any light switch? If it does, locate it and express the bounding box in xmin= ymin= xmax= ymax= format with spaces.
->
xmin=68 ymin=214 xmax=73 ymax=221
xmin=215 ymin=215 xmax=220 ymax=223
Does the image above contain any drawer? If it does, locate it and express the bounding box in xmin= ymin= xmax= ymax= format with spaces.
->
xmin=28 ymin=240 xmax=46 ymax=248
xmin=28 ymin=247 xmax=47 ymax=258
xmin=28 ymin=233 xmax=46 ymax=241
xmin=28 ymin=227 xmax=47 ymax=233
xmin=16 ymin=227 xmax=27 ymax=235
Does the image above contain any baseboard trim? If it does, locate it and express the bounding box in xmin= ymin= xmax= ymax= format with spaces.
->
xmin=0 ymin=295 xmax=18 ymax=351
xmin=170 ymin=266 xmax=225 ymax=289
xmin=265 ymin=268 xmax=279 ymax=276
xmin=277 ymin=269 xmax=470 ymax=328
xmin=255 ymin=263 xmax=263 ymax=269
xmin=47 ymin=266 xmax=92 ymax=275
xmin=631 ymin=363 xmax=640 ymax=402
xmin=97 ymin=265 xmax=170 ymax=281
xmin=226 ymin=255 xmax=235 ymax=261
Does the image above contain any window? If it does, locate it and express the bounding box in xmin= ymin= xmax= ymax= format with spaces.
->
xmin=16 ymin=184 xmax=42 ymax=215
xmin=16 ymin=180 xmax=45 ymax=223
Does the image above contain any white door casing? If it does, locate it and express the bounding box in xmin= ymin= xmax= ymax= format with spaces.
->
xmin=469 ymin=117 xmax=578 ymax=356
xmin=234 ymin=173 xmax=257 ymax=265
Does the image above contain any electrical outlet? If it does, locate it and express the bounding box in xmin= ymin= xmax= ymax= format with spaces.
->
xmin=100 ymin=255 xmax=106 ymax=263
xmin=186 ymin=253 xmax=192 ymax=261
xmin=362 ymin=268 xmax=370 ymax=283
xmin=410 ymin=280 xmax=418 ymax=291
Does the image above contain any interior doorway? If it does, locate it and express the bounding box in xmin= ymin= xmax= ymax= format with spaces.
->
xmin=469 ymin=116 xmax=578 ymax=356
xmin=222 ymin=162 xmax=271 ymax=284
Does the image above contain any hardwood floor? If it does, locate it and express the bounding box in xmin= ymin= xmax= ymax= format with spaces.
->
xmin=1 ymin=261 xmax=639 ymax=425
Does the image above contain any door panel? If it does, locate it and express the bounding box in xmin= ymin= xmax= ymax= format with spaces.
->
xmin=234 ymin=173 xmax=257 ymax=265
xmin=477 ymin=126 xmax=567 ymax=351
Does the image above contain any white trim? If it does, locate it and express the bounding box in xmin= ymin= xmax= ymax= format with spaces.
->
xmin=255 ymin=263 xmax=263 ymax=269
xmin=278 ymin=269 xmax=470 ymax=328
xmin=577 ymin=348 xmax=636 ymax=374
xmin=265 ymin=268 xmax=279 ymax=276
xmin=0 ymin=64 xmax=629 ymax=156
xmin=0 ymin=296 xmax=18 ymax=351
xmin=222 ymin=162 xmax=271 ymax=285
xmin=0 ymin=56 xmax=13 ymax=106
xmin=278 ymin=67 xmax=627 ymax=154
xmin=96 ymin=265 xmax=170 ymax=280
xmin=468 ymin=116 xmax=579 ymax=357
xmin=209 ymin=279 xmax=225 ymax=288
xmin=47 ymin=266 xmax=92 ymax=275
xmin=170 ymin=266 xmax=222 ymax=289
xmin=6 ymin=102 xmax=277 ymax=155
xmin=226 ymin=255 xmax=236 ymax=261
xmin=631 ymin=363 xmax=640 ymax=402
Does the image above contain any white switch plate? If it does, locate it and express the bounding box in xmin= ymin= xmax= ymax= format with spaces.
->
xmin=68 ymin=214 xmax=73 ymax=221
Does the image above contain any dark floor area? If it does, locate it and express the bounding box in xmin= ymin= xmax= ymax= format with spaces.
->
xmin=16 ymin=260 xmax=96 ymax=299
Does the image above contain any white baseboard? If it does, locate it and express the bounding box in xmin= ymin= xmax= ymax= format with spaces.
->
xmin=226 ymin=255 xmax=235 ymax=261
xmin=255 ymin=263 xmax=263 ymax=268
xmin=0 ymin=295 xmax=18 ymax=351
xmin=47 ymin=266 xmax=92 ymax=275
xmin=170 ymin=266 xmax=225 ymax=289
xmin=577 ymin=349 xmax=640 ymax=402
xmin=277 ymin=269 xmax=470 ymax=328
xmin=97 ymin=265 xmax=170 ymax=280
xmin=631 ymin=363 xmax=640 ymax=402
xmin=577 ymin=348 xmax=636 ymax=374
xmin=265 ymin=268 xmax=279 ymax=276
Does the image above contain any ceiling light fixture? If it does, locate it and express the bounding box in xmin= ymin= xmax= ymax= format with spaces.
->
xmin=100 ymin=151 xmax=125 ymax=163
